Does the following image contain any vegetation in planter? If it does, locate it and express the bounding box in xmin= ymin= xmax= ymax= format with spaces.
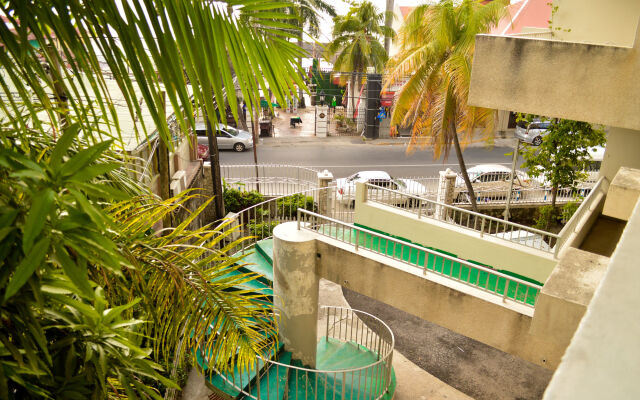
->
xmin=276 ymin=193 xmax=317 ymax=216
xmin=248 ymin=220 xmax=280 ymax=239
xmin=224 ymin=185 xmax=265 ymax=214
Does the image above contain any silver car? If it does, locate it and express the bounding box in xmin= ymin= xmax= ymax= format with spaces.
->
xmin=195 ymin=123 xmax=254 ymax=152
xmin=515 ymin=120 xmax=551 ymax=146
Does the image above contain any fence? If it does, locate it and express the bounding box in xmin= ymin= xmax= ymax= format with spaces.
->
xmin=364 ymin=183 xmax=560 ymax=256
xmin=211 ymin=305 xmax=395 ymax=400
xmin=453 ymin=186 xmax=592 ymax=206
xmin=298 ymin=210 xmax=543 ymax=307
xmin=221 ymin=164 xmax=321 ymax=195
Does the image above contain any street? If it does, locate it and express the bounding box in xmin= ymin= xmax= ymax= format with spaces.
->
xmin=219 ymin=139 xmax=520 ymax=178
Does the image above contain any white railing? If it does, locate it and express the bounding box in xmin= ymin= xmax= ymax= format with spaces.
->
xmin=364 ymin=183 xmax=561 ymax=256
xmin=453 ymin=186 xmax=592 ymax=205
xmin=223 ymin=186 xmax=353 ymax=254
xmin=297 ymin=210 xmax=542 ymax=308
xmin=222 ymin=164 xmax=320 ymax=195
xmin=210 ymin=305 xmax=395 ymax=400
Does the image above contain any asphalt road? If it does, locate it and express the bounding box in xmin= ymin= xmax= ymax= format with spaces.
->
xmin=219 ymin=140 xmax=520 ymax=178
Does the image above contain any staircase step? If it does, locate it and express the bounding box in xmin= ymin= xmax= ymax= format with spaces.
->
xmin=255 ymin=238 xmax=274 ymax=265
xmin=237 ymin=250 xmax=273 ymax=286
xmin=211 ymin=268 xmax=273 ymax=298
xmin=244 ymin=350 xmax=292 ymax=400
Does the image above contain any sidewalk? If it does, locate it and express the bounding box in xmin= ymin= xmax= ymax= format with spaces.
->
xmin=264 ymin=105 xmax=517 ymax=148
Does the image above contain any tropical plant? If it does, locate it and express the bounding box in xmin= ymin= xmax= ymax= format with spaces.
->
xmin=277 ymin=193 xmax=317 ymax=215
xmin=326 ymin=1 xmax=393 ymax=117
xmin=385 ymin=0 xmax=508 ymax=212
xmin=0 ymin=0 xmax=305 ymax=396
xmin=519 ymin=116 xmax=606 ymax=207
xmin=223 ymin=186 xmax=266 ymax=214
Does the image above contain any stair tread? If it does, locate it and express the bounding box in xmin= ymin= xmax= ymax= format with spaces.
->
xmin=247 ymin=350 xmax=292 ymax=399
xmin=255 ymin=238 xmax=274 ymax=265
xmin=238 ymin=251 xmax=273 ymax=283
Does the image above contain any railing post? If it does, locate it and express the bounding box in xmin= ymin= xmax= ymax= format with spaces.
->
xmin=355 ymin=229 xmax=360 ymax=251
xmin=297 ymin=209 xmax=301 ymax=230
xmin=480 ymin=218 xmax=485 ymax=237
xmin=417 ymin=199 xmax=422 ymax=219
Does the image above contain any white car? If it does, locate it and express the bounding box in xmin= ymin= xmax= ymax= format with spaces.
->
xmin=195 ymin=123 xmax=254 ymax=152
xmin=515 ymin=120 xmax=551 ymax=146
xmin=455 ymin=164 xmax=536 ymax=203
xmin=335 ymin=171 xmax=428 ymax=206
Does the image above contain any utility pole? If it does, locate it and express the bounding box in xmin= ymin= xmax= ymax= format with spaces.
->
xmin=251 ymin=97 xmax=260 ymax=192
xmin=503 ymin=139 xmax=521 ymax=221
xmin=206 ymin=114 xmax=226 ymax=222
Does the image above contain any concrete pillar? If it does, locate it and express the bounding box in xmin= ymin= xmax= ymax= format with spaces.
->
xmin=272 ymin=222 xmax=319 ymax=367
xmin=435 ymin=168 xmax=458 ymax=220
xmin=600 ymin=127 xmax=640 ymax=182
xmin=317 ymin=170 xmax=334 ymax=217
xmin=315 ymin=106 xmax=329 ymax=137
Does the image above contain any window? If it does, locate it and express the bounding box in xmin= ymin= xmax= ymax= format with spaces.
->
xmin=216 ymin=130 xmax=231 ymax=138
xmin=225 ymin=126 xmax=240 ymax=137
xmin=196 ymin=129 xmax=207 ymax=137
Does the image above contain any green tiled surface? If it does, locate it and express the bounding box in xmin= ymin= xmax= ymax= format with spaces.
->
xmin=319 ymin=225 xmax=539 ymax=306
xmin=238 ymin=251 xmax=273 ymax=285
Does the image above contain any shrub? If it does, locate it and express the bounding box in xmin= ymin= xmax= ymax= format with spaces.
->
xmin=276 ymin=193 xmax=317 ymax=216
xmin=224 ymin=186 xmax=265 ymax=213
xmin=248 ymin=219 xmax=280 ymax=239
xmin=534 ymin=205 xmax=560 ymax=231
xmin=562 ymin=201 xmax=580 ymax=223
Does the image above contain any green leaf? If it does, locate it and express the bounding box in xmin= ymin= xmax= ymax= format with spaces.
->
xmin=68 ymin=162 xmax=119 ymax=183
xmin=22 ymin=188 xmax=55 ymax=253
xmin=5 ymin=237 xmax=50 ymax=301
xmin=59 ymin=140 xmax=113 ymax=178
xmin=50 ymin=123 xmax=81 ymax=169
xmin=53 ymin=244 xmax=94 ymax=299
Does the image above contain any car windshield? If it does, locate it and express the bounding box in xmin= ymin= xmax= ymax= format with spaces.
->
xmin=516 ymin=120 xmax=528 ymax=129
xmin=224 ymin=126 xmax=240 ymax=136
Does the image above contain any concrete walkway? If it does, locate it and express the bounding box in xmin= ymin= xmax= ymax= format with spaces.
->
xmin=181 ymin=278 xmax=472 ymax=400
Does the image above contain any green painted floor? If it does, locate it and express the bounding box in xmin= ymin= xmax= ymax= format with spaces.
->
xmin=316 ymin=225 xmax=539 ymax=306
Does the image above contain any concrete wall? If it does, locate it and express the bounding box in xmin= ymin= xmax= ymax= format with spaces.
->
xmin=469 ymin=32 xmax=640 ymax=131
xmin=552 ymin=0 xmax=640 ymax=46
xmin=314 ymin=237 xmax=566 ymax=369
xmin=543 ymin=196 xmax=640 ymax=399
xmin=354 ymin=200 xmax=557 ymax=284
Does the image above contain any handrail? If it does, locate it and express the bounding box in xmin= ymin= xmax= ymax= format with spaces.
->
xmin=363 ymin=182 xmax=560 ymax=255
xmin=209 ymin=305 xmax=395 ymax=400
xmin=297 ymin=209 xmax=542 ymax=308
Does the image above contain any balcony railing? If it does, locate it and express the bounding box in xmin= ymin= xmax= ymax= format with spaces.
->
xmin=298 ymin=210 xmax=543 ymax=308
xmin=364 ymin=183 xmax=560 ymax=256
xmin=211 ymin=305 xmax=395 ymax=400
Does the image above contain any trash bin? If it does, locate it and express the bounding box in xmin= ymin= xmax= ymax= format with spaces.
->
xmin=259 ymin=120 xmax=272 ymax=137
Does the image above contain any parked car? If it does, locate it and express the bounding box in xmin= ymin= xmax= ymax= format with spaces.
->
xmin=335 ymin=171 xmax=428 ymax=207
xmin=455 ymin=164 xmax=537 ymax=203
xmin=515 ymin=120 xmax=551 ymax=146
xmin=195 ymin=123 xmax=253 ymax=153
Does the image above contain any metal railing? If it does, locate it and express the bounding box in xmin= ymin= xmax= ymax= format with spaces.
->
xmin=224 ymin=186 xmax=353 ymax=255
xmin=364 ymin=183 xmax=561 ymax=256
xmin=222 ymin=164 xmax=321 ymax=195
xmin=210 ymin=305 xmax=395 ymax=400
xmin=298 ymin=210 xmax=542 ymax=308
xmin=453 ymin=186 xmax=592 ymax=205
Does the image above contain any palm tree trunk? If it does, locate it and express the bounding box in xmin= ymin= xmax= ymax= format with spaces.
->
xmin=350 ymin=73 xmax=356 ymax=119
xmin=452 ymin=122 xmax=478 ymax=213
xmin=384 ymin=0 xmax=394 ymax=56
xmin=298 ymin=32 xmax=305 ymax=108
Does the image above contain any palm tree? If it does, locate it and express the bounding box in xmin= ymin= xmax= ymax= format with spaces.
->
xmin=385 ymin=0 xmax=507 ymax=212
xmin=0 ymin=0 xmax=304 ymax=397
xmin=295 ymin=0 xmax=337 ymax=106
xmin=327 ymin=1 xmax=393 ymax=118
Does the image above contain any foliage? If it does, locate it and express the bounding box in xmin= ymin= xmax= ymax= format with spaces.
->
xmin=384 ymin=0 xmax=508 ymax=212
xmin=224 ymin=186 xmax=266 ymax=214
xmin=518 ymin=115 xmax=606 ymax=206
xmin=562 ymin=201 xmax=580 ymax=223
xmin=248 ymin=220 xmax=281 ymax=239
xmin=295 ymin=0 xmax=336 ymax=39
xmin=326 ymin=1 xmax=393 ymax=74
xmin=0 ymin=0 xmax=305 ymax=396
xmin=534 ymin=205 xmax=560 ymax=231
xmin=277 ymin=193 xmax=317 ymax=216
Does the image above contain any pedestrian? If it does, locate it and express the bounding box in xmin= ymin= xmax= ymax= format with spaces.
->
xmin=242 ymin=101 xmax=247 ymax=122
xmin=331 ymin=95 xmax=336 ymax=109
xmin=319 ymin=90 xmax=325 ymax=106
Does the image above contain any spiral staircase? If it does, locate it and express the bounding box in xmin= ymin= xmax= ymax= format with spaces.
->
xmin=196 ymin=239 xmax=396 ymax=400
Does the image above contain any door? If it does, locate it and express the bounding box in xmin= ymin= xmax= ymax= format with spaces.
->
xmin=216 ymin=129 xmax=233 ymax=149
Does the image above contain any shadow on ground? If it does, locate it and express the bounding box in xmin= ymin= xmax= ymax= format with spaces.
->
xmin=342 ymin=287 xmax=553 ymax=400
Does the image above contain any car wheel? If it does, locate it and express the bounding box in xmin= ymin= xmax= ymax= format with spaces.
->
xmin=233 ymin=143 xmax=245 ymax=152
xmin=532 ymin=136 xmax=543 ymax=146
